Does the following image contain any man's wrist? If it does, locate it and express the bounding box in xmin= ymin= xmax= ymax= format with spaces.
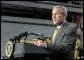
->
xmin=43 ymin=43 xmax=47 ymax=48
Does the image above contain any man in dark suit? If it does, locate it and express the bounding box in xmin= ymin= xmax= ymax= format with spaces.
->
xmin=32 ymin=5 xmax=77 ymax=59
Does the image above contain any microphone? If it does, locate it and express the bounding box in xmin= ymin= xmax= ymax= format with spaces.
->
xmin=18 ymin=32 xmax=28 ymax=37
xmin=14 ymin=32 xmax=28 ymax=40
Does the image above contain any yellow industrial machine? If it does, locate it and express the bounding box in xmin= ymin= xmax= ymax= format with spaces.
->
xmin=75 ymin=38 xmax=81 ymax=59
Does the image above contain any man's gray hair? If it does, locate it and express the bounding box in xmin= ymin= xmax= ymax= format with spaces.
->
xmin=53 ymin=5 xmax=67 ymax=16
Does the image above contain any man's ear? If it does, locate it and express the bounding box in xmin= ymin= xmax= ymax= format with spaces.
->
xmin=63 ymin=13 xmax=67 ymax=20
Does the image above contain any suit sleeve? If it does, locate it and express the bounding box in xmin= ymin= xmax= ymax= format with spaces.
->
xmin=46 ymin=27 xmax=77 ymax=54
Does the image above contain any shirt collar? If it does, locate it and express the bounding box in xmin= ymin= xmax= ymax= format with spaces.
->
xmin=57 ymin=20 xmax=66 ymax=30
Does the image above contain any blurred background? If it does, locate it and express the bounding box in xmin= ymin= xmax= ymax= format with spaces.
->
xmin=1 ymin=1 xmax=83 ymax=59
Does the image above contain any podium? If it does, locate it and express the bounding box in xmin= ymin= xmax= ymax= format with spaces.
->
xmin=3 ymin=42 xmax=68 ymax=59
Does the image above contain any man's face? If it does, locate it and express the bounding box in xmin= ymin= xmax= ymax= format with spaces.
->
xmin=52 ymin=8 xmax=65 ymax=25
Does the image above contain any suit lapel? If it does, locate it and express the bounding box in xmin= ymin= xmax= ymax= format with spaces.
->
xmin=54 ymin=22 xmax=68 ymax=41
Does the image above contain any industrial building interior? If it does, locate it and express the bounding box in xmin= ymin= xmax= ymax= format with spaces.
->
xmin=1 ymin=1 xmax=83 ymax=59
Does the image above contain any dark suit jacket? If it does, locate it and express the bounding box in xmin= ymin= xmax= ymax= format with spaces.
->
xmin=46 ymin=22 xmax=77 ymax=59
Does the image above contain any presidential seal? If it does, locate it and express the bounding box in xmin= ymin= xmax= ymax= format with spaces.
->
xmin=5 ymin=41 xmax=15 ymax=57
